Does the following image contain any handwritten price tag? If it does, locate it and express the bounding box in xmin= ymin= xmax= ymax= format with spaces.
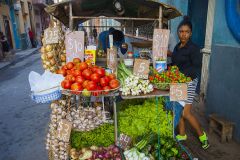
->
xmin=170 ymin=83 xmax=188 ymax=101
xmin=152 ymin=29 xmax=169 ymax=62
xmin=107 ymin=47 xmax=117 ymax=73
xmin=44 ymin=27 xmax=59 ymax=44
xmin=118 ymin=133 xmax=132 ymax=149
xmin=57 ymin=119 xmax=72 ymax=142
xmin=133 ymin=59 xmax=150 ymax=79
xmin=65 ymin=31 xmax=85 ymax=62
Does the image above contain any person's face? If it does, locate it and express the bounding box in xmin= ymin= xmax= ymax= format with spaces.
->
xmin=178 ymin=25 xmax=192 ymax=44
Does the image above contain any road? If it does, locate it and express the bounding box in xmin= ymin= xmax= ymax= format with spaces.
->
xmin=0 ymin=51 xmax=49 ymax=160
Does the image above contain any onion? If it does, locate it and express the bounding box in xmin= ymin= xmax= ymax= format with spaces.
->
xmin=112 ymin=146 xmax=120 ymax=153
xmin=104 ymin=152 xmax=111 ymax=159
xmin=115 ymin=157 xmax=122 ymax=160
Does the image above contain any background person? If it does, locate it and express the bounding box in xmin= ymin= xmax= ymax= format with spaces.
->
xmin=0 ymin=31 xmax=10 ymax=60
xmin=171 ymin=16 xmax=209 ymax=150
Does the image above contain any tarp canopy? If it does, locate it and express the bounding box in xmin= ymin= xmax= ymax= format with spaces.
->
xmin=45 ymin=0 xmax=182 ymax=28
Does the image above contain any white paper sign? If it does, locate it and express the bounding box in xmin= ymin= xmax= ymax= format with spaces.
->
xmin=65 ymin=31 xmax=85 ymax=62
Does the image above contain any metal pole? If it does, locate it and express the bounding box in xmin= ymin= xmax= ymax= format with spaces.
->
xmin=69 ymin=2 xmax=73 ymax=31
xmin=72 ymin=16 xmax=158 ymax=21
xmin=131 ymin=21 xmax=134 ymax=35
xmin=159 ymin=5 xmax=163 ymax=28
xmin=113 ymin=96 xmax=118 ymax=145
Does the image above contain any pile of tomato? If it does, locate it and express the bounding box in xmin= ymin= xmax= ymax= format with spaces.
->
xmin=57 ymin=58 xmax=120 ymax=96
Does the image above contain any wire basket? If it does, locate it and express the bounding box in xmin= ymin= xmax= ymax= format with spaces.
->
xmin=31 ymin=86 xmax=62 ymax=104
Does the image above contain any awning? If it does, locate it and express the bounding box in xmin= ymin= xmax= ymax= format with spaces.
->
xmin=45 ymin=0 xmax=182 ymax=28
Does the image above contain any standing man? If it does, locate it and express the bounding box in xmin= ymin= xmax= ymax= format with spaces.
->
xmin=28 ymin=28 xmax=35 ymax=48
xmin=93 ymin=26 xmax=98 ymax=43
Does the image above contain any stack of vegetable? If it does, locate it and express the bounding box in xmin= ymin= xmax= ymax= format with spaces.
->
xmin=57 ymin=60 xmax=120 ymax=96
xmin=118 ymin=62 xmax=153 ymax=96
xmin=149 ymin=66 xmax=192 ymax=90
xmin=40 ymin=23 xmax=66 ymax=73
xmin=70 ymin=145 xmax=122 ymax=160
xmin=118 ymin=98 xmax=173 ymax=140
xmin=71 ymin=123 xmax=115 ymax=149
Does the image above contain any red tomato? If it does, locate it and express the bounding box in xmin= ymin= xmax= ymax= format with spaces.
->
xmin=79 ymin=62 xmax=88 ymax=71
xmin=91 ymin=66 xmax=99 ymax=72
xmin=66 ymin=70 xmax=71 ymax=75
xmin=86 ymin=81 xmax=97 ymax=91
xmin=82 ymin=80 xmax=90 ymax=88
xmin=71 ymin=82 xmax=83 ymax=94
xmin=95 ymin=68 xmax=105 ymax=77
xmin=57 ymin=69 xmax=67 ymax=77
xmin=100 ymin=77 xmax=108 ymax=87
xmin=61 ymin=65 xmax=68 ymax=70
xmin=109 ymin=79 xmax=119 ymax=89
xmin=90 ymin=73 xmax=100 ymax=83
xmin=108 ymin=73 xmax=116 ymax=80
xmin=103 ymin=86 xmax=111 ymax=94
xmin=104 ymin=76 xmax=111 ymax=83
xmin=73 ymin=58 xmax=81 ymax=64
xmin=66 ymin=62 xmax=74 ymax=70
xmin=61 ymin=80 xmax=72 ymax=89
xmin=75 ymin=75 xmax=85 ymax=84
xmin=73 ymin=69 xmax=81 ymax=77
xmin=82 ymin=69 xmax=93 ymax=80
xmin=65 ymin=75 xmax=75 ymax=83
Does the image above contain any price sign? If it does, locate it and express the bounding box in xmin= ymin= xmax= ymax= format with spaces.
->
xmin=57 ymin=119 xmax=72 ymax=142
xmin=152 ymin=29 xmax=170 ymax=63
xmin=118 ymin=133 xmax=132 ymax=149
xmin=107 ymin=47 xmax=117 ymax=73
xmin=65 ymin=31 xmax=85 ymax=62
xmin=44 ymin=27 xmax=59 ymax=44
xmin=170 ymin=83 xmax=188 ymax=101
xmin=133 ymin=58 xmax=150 ymax=79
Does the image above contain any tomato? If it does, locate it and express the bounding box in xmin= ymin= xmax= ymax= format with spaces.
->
xmin=103 ymin=86 xmax=111 ymax=94
xmin=61 ymin=65 xmax=68 ymax=70
xmin=108 ymin=73 xmax=116 ymax=80
xmin=100 ymin=77 xmax=108 ymax=87
xmin=86 ymin=81 xmax=97 ymax=91
xmin=82 ymin=69 xmax=93 ymax=80
xmin=73 ymin=58 xmax=81 ymax=64
xmin=91 ymin=66 xmax=99 ymax=72
xmin=73 ymin=69 xmax=81 ymax=77
xmin=57 ymin=69 xmax=67 ymax=77
xmin=65 ymin=75 xmax=75 ymax=83
xmin=82 ymin=80 xmax=90 ymax=88
xmin=66 ymin=62 xmax=74 ymax=70
xmin=61 ymin=80 xmax=72 ymax=89
xmin=95 ymin=68 xmax=105 ymax=77
xmin=75 ymin=75 xmax=85 ymax=84
xmin=109 ymin=79 xmax=119 ymax=89
xmin=79 ymin=62 xmax=88 ymax=71
xmin=104 ymin=76 xmax=111 ymax=83
xmin=71 ymin=82 xmax=83 ymax=94
xmin=90 ymin=73 xmax=100 ymax=83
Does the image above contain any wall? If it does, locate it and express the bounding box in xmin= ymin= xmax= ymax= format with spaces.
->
xmin=188 ymin=0 xmax=208 ymax=48
xmin=206 ymin=0 xmax=240 ymax=142
xmin=212 ymin=0 xmax=239 ymax=47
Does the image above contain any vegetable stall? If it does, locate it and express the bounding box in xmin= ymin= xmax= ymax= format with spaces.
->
xmin=29 ymin=0 xmax=196 ymax=159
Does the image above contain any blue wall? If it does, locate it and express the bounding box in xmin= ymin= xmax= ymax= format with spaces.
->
xmin=212 ymin=0 xmax=240 ymax=47
xmin=206 ymin=0 xmax=240 ymax=141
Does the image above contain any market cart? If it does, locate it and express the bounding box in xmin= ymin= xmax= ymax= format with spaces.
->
xmin=34 ymin=0 xmax=197 ymax=159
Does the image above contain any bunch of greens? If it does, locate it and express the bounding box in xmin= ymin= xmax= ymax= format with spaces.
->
xmin=118 ymin=98 xmax=173 ymax=142
xmin=71 ymin=123 xmax=114 ymax=149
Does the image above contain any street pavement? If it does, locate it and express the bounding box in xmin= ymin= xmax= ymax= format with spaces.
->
xmin=0 ymin=50 xmax=49 ymax=160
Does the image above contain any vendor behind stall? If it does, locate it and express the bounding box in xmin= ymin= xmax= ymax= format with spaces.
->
xmin=98 ymin=27 xmax=125 ymax=53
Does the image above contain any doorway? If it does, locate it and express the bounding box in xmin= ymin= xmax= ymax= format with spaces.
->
xmin=3 ymin=15 xmax=13 ymax=49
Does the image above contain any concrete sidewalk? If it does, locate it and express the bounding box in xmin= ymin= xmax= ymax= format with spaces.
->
xmin=0 ymin=47 xmax=39 ymax=70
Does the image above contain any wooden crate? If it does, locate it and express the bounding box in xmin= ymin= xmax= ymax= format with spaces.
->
xmin=209 ymin=114 xmax=234 ymax=142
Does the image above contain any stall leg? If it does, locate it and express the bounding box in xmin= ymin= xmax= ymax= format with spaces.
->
xmin=113 ymin=96 xmax=118 ymax=145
